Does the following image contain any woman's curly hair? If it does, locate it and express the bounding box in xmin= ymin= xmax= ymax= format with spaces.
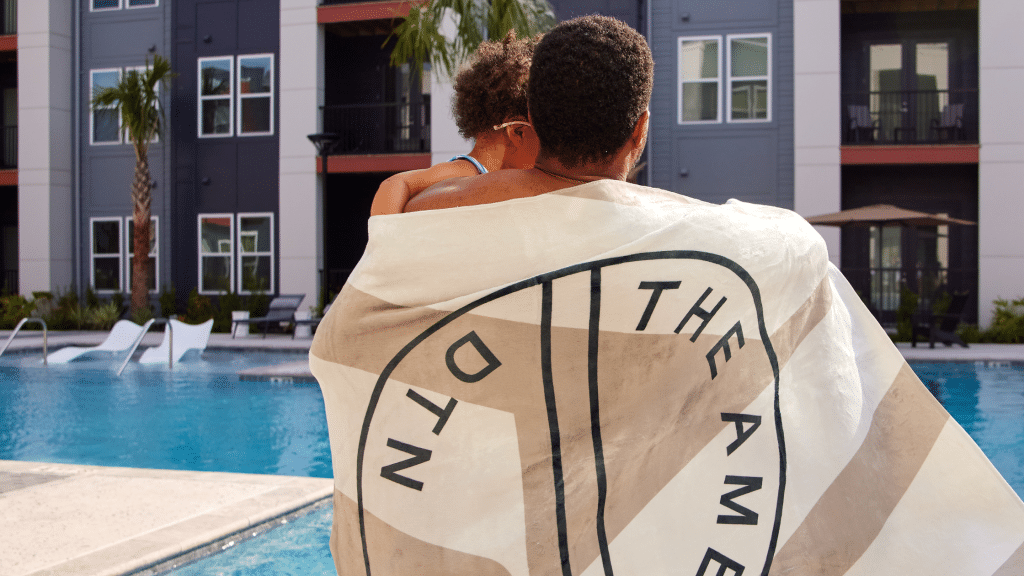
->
xmin=528 ymin=16 xmax=653 ymax=167
xmin=453 ymin=30 xmax=539 ymax=139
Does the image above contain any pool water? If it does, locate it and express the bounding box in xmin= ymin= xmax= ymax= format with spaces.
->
xmin=0 ymin=350 xmax=331 ymax=478
xmin=912 ymin=361 xmax=1024 ymax=496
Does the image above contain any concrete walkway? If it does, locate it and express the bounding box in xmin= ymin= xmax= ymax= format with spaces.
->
xmin=0 ymin=461 xmax=331 ymax=576
xmin=1 ymin=328 xmax=1021 ymax=576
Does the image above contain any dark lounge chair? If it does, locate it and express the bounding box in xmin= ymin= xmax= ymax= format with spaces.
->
xmin=912 ymin=292 xmax=970 ymax=348
xmin=231 ymin=294 xmax=305 ymax=338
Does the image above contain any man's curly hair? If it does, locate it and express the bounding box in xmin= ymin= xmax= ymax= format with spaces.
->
xmin=528 ymin=16 xmax=653 ymax=167
xmin=453 ymin=31 xmax=538 ymax=139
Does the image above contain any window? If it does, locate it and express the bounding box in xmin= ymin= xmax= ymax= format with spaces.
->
xmin=199 ymin=54 xmax=274 ymax=137
xmin=727 ymin=34 xmax=771 ymax=122
xmin=198 ymin=213 xmax=275 ymax=294
xmin=91 ymin=69 xmax=122 ymax=144
xmin=126 ymin=217 xmax=158 ymax=293
xmin=237 ymin=213 xmax=274 ymax=293
xmin=91 ymin=218 xmax=122 ymax=293
xmin=199 ymin=58 xmax=233 ymax=137
xmin=678 ymin=33 xmax=772 ymax=124
xmin=237 ymin=55 xmax=274 ymax=135
xmin=91 ymin=0 xmax=157 ymax=11
xmin=199 ymin=214 xmax=234 ymax=293
xmin=678 ymin=37 xmax=721 ymax=123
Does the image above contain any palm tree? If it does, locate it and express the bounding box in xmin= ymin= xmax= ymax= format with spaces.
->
xmin=390 ymin=0 xmax=556 ymax=77
xmin=90 ymin=55 xmax=175 ymax=317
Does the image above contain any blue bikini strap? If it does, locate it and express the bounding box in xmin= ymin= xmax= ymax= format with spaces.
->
xmin=449 ymin=154 xmax=488 ymax=174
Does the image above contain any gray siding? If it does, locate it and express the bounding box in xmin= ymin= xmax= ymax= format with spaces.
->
xmin=172 ymin=0 xmax=280 ymax=296
xmin=649 ymin=0 xmax=794 ymax=209
xmin=79 ymin=1 xmax=173 ymax=295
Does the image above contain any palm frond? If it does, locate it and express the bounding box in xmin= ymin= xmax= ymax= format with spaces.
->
xmin=390 ymin=0 xmax=555 ymax=79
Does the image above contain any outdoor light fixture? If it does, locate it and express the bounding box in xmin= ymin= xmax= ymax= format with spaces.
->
xmin=307 ymin=133 xmax=341 ymax=174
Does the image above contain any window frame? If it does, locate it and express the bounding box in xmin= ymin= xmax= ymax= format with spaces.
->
xmin=90 ymin=68 xmax=123 ymax=145
xmin=198 ymin=213 xmax=235 ymax=295
xmin=236 ymin=212 xmax=275 ymax=295
xmin=90 ymin=0 xmax=122 ymax=12
xmin=236 ymin=54 xmax=275 ymax=137
xmin=726 ymin=33 xmax=772 ymax=123
xmin=124 ymin=216 xmax=159 ymax=294
xmin=677 ymin=35 xmax=723 ymax=125
xmin=90 ymin=217 xmax=123 ymax=294
xmin=198 ymin=56 xmax=235 ymax=139
xmin=125 ymin=0 xmax=159 ymax=9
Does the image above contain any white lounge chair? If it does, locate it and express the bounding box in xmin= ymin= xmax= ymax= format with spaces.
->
xmin=46 ymin=319 xmax=148 ymax=364
xmin=138 ymin=319 xmax=214 ymax=364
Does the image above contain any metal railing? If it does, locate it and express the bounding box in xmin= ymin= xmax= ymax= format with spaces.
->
xmin=321 ymin=102 xmax=430 ymax=155
xmin=842 ymin=89 xmax=978 ymax=145
xmin=840 ymin=266 xmax=976 ymax=324
xmin=1 ymin=0 xmax=15 ymax=36
xmin=1 ymin=125 xmax=16 ymax=169
xmin=0 ymin=318 xmax=48 ymax=364
xmin=2 ymin=270 xmax=17 ymax=294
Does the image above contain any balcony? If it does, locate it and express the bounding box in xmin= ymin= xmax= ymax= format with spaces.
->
xmin=1 ymin=0 xmax=15 ymax=35
xmin=321 ymin=101 xmax=429 ymax=155
xmin=842 ymin=89 xmax=978 ymax=145
xmin=0 ymin=125 xmax=14 ymax=169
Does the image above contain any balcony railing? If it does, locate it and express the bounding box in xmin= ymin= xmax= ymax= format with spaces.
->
xmin=842 ymin=89 xmax=978 ymax=145
xmin=0 ymin=125 xmax=15 ymax=169
xmin=321 ymin=101 xmax=430 ymax=155
xmin=1 ymin=0 xmax=15 ymax=35
xmin=841 ymin=266 xmax=976 ymax=325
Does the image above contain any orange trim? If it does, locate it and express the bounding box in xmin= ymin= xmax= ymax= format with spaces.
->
xmin=0 ymin=170 xmax=16 ymax=186
xmin=0 ymin=35 xmax=16 ymax=52
xmin=317 ymin=1 xmax=424 ymax=23
xmin=316 ymin=154 xmax=431 ymax=173
xmin=841 ymin=145 xmax=979 ymax=165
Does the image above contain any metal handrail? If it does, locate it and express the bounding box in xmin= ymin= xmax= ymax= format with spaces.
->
xmin=0 ymin=318 xmax=48 ymax=365
xmin=116 ymin=318 xmax=157 ymax=376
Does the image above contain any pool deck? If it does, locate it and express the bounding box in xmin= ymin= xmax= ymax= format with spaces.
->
xmin=1 ymin=329 xmax=1022 ymax=576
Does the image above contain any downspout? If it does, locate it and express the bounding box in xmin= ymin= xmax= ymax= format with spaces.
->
xmin=72 ymin=0 xmax=81 ymax=298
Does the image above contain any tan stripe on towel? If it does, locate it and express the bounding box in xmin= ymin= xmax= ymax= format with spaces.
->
xmin=771 ymin=363 xmax=949 ymax=574
xmin=331 ymin=489 xmax=514 ymax=576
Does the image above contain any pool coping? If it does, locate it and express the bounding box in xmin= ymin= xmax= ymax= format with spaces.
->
xmin=0 ymin=461 xmax=333 ymax=576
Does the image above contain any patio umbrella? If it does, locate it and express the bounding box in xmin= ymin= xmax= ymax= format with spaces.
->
xmin=804 ymin=204 xmax=975 ymax=321
xmin=804 ymin=204 xmax=975 ymax=227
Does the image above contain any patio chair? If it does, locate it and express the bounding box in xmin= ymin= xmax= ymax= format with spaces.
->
xmin=930 ymin=103 xmax=965 ymax=142
xmin=46 ymin=319 xmax=148 ymax=364
xmin=911 ymin=292 xmax=970 ymax=349
xmin=138 ymin=319 xmax=214 ymax=364
xmin=847 ymin=104 xmax=878 ymax=143
xmin=230 ymin=294 xmax=305 ymax=338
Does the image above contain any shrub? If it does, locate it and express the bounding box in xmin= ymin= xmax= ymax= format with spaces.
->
xmin=84 ymin=302 xmax=121 ymax=330
xmin=159 ymin=284 xmax=177 ymax=318
xmin=131 ymin=306 xmax=154 ymax=325
xmin=214 ymin=292 xmax=244 ymax=333
xmin=894 ymin=284 xmax=920 ymax=342
xmin=985 ymin=297 xmax=1024 ymax=344
xmin=183 ymin=288 xmax=214 ymax=324
xmin=0 ymin=295 xmax=34 ymax=329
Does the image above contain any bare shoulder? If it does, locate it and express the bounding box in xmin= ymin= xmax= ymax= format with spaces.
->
xmin=405 ymin=169 xmax=554 ymax=213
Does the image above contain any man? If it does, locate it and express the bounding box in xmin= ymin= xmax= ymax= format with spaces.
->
xmin=312 ymin=15 xmax=1024 ymax=576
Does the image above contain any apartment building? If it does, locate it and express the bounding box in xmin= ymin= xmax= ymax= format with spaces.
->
xmin=12 ymin=0 xmax=1023 ymax=327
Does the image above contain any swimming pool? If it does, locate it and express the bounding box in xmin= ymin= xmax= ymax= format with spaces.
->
xmin=2 ymin=355 xmax=1022 ymax=574
xmin=0 ymin=350 xmax=331 ymax=477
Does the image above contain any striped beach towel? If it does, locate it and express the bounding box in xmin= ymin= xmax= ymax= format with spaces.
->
xmin=310 ymin=179 xmax=1024 ymax=576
